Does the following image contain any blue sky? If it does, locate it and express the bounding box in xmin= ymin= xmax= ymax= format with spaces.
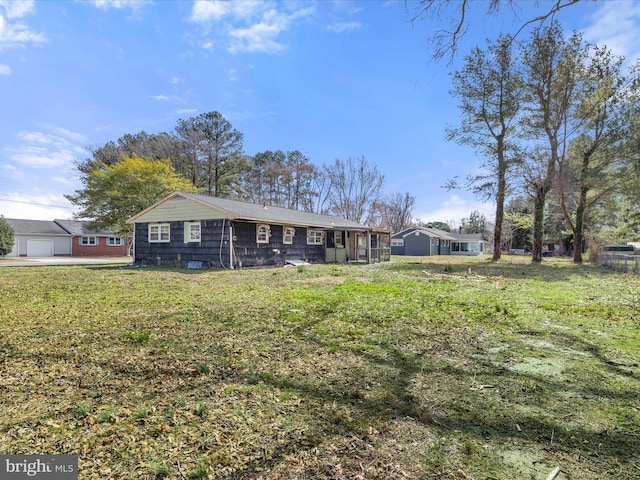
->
xmin=1 ymin=0 xmax=639 ymax=225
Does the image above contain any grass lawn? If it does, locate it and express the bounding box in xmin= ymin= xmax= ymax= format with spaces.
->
xmin=1 ymin=255 xmax=639 ymax=479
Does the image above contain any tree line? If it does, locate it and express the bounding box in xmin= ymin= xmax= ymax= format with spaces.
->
xmin=447 ymin=20 xmax=640 ymax=263
xmin=67 ymin=111 xmax=416 ymax=235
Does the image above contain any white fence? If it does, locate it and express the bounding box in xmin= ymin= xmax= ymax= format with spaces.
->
xmin=598 ymin=253 xmax=640 ymax=274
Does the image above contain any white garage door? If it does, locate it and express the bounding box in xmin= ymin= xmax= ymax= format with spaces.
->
xmin=27 ymin=239 xmax=53 ymax=257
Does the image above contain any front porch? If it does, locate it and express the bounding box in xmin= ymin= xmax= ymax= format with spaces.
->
xmin=324 ymin=230 xmax=390 ymax=263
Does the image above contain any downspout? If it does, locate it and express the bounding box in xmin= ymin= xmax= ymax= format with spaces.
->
xmin=229 ymin=224 xmax=234 ymax=270
xmin=219 ymin=219 xmax=227 ymax=269
xmin=131 ymin=225 xmax=135 ymax=261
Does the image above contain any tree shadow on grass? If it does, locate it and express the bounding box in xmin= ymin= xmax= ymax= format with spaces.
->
xmin=231 ymin=330 xmax=639 ymax=478
xmin=385 ymin=257 xmax=608 ymax=282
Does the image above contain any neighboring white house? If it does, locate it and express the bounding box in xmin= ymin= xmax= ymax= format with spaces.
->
xmin=390 ymin=227 xmax=490 ymax=257
xmin=4 ymin=219 xmax=72 ymax=257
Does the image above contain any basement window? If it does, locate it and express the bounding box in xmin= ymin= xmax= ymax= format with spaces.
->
xmin=149 ymin=223 xmax=170 ymax=243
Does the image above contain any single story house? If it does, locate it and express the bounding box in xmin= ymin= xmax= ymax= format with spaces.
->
xmin=4 ymin=218 xmax=71 ymax=257
xmin=54 ymin=219 xmax=129 ymax=256
xmin=3 ymin=218 xmax=128 ymax=257
xmin=391 ymin=226 xmax=489 ymax=256
xmin=126 ymin=191 xmax=391 ymax=269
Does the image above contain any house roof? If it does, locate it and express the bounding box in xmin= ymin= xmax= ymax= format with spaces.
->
xmin=127 ymin=191 xmax=374 ymax=231
xmin=54 ymin=219 xmax=116 ymax=236
xmin=4 ymin=218 xmax=70 ymax=236
xmin=393 ymin=226 xmax=487 ymax=242
xmin=453 ymin=233 xmax=487 ymax=241
xmin=394 ymin=226 xmax=457 ymax=241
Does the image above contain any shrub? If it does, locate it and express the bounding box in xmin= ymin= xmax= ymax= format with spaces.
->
xmin=0 ymin=217 xmax=15 ymax=257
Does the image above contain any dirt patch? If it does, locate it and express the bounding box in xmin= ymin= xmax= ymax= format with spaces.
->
xmin=508 ymin=356 xmax=568 ymax=379
xmin=521 ymin=338 xmax=590 ymax=357
xmin=499 ymin=449 xmax=566 ymax=479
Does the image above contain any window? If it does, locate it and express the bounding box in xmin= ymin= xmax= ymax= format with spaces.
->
xmin=334 ymin=231 xmax=343 ymax=247
xmin=257 ymin=224 xmax=270 ymax=244
xmin=283 ymin=226 xmax=295 ymax=244
xmin=184 ymin=222 xmax=201 ymax=243
xmin=307 ymin=229 xmax=323 ymax=245
xmin=80 ymin=236 xmax=97 ymax=245
xmin=108 ymin=237 xmax=123 ymax=246
xmin=149 ymin=223 xmax=170 ymax=242
xmin=391 ymin=239 xmax=404 ymax=247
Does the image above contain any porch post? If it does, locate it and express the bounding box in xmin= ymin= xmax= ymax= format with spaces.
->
xmin=367 ymin=231 xmax=372 ymax=264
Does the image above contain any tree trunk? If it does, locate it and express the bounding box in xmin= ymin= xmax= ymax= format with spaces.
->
xmin=531 ymin=186 xmax=546 ymax=264
xmin=493 ymin=163 xmax=507 ymax=261
xmin=573 ymin=184 xmax=588 ymax=263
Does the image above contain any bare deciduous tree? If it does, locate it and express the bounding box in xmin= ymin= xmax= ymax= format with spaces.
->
xmin=408 ymin=0 xmax=582 ymax=61
xmin=323 ymin=156 xmax=385 ymax=224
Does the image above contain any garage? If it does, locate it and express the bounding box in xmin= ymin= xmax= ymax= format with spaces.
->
xmin=4 ymin=219 xmax=72 ymax=257
xmin=27 ymin=239 xmax=54 ymax=257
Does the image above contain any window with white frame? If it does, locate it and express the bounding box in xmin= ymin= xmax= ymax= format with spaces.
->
xmin=80 ymin=236 xmax=97 ymax=245
xmin=107 ymin=237 xmax=124 ymax=246
xmin=307 ymin=229 xmax=323 ymax=245
xmin=184 ymin=222 xmax=201 ymax=243
xmin=334 ymin=231 xmax=343 ymax=247
xmin=283 ymin=226 xmax=295 ymax=244
xmin=256 ymin=224 xmax=270 ymax=244
xmin=149 ymin=223 xmax=170 ymax=242
xmin=391 ymin=238 xmax=404 ymax=247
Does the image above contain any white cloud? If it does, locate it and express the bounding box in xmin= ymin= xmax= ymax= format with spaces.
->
xmin=190 ymin=0 xmax=230 ymax=22
xmin=417 ymin=194 xmax=494 ymax=226
xmin=0 ymin=192 xmax=76 ymax=221
xmin=190 ymin=0 xmax=263 ymax=23
xmin=0 ymin=0 xmax=35 ymax=19
xmin=188 ymin=1 xmax=314 ymax=54
xmin=3 ymin=128 xmax=88 ymax=169
xmin=91 ymin=0 xmax=151 ymax=10
xmin=228 ymin=8 xmax=302 ymax=54
xmin=150 ymin=93 xmax=185 ymax=103
xmin=582 ymin=2 xmax=640 ymax=63
xmin=0 ymin=63 xmax=10 ymax=75
xmin=0 ymin=8 xmax=47 ymax=49
xmin=172 ymin=108 xmax=198 ymax=117
xmin=326 ymin=21 xmax=362 ymax=33
xmin=171 ymin=76 xmax=184 ymax=84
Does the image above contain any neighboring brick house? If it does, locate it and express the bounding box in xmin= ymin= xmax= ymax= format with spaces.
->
xmin=54 ymin=219 xmax=129 ymax=256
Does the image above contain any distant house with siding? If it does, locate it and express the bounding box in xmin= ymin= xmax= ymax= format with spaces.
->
xmin=391 ymin=226 xmax=489 ymax=256
xmin=126 ymin=191 xmax=391 ymax=268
